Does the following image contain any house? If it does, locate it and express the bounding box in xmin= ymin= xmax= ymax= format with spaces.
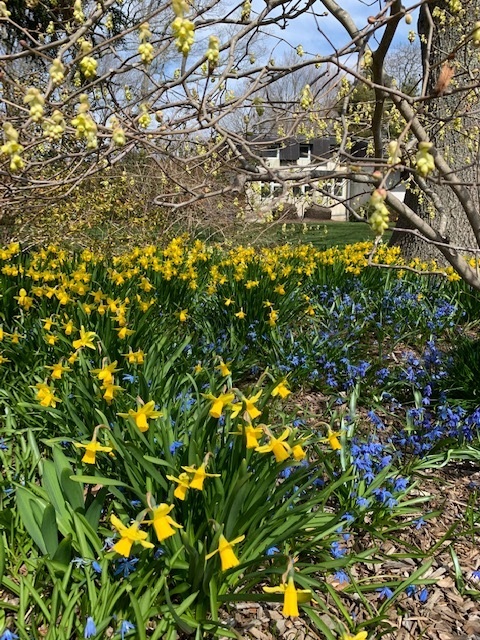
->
xmin=245 ymin=135 xmax=405 ymax=221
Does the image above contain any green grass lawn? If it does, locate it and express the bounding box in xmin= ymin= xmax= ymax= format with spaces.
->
xmin=231 ymin=221 xmax=392 ymax=249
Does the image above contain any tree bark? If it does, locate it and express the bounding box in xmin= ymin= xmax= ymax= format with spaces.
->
xmin=390 ymin=0 xmax=480 ymax=262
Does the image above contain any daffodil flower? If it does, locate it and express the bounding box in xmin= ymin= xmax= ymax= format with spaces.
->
xmin=263 ymin=576 xmax=311 ymax=617
xmin=342 ymin=632 xmax=368 ymax=640
xmin=231 ymin=424 xmax=264 ymax=449
xmin=320 ymin=427 xmax=343 ymax=450
xmin=110 ymin=514 xmax=154 ymax=557
xmin=216 ymin=360 xmax=231 ymax=377
xmin=243 ymin=390 xmax=262 ymax=420
xmin=118 ymin=400 xmax=162 ymax=432
xmin=46 ymin=361 xmax=71 ymax=380
xmin=255 ymin=428 xmax=292 ymax=462
xmin=203 ymin=392 xmax=235 ymax=419
xmin=166 ymin=472 xmax=191 ymax=500
xmin=181 ymin=462 xmax=220 ymax=490
xmin=206 ymin=534 xmax=245 ymax=570
xmin=92 ymin=360 xmax=119 ymax=386
xmin=72 ymin=326 xmax=97 ymax=350
xmin=101 ymin=381 xmax=123 ymax=404
xmin=271 ymin=381 xmax=291 ymax=399
xmin=143 ymin=503 xmax=182 ymax=541
xmin=292 ymin=444 xmax=307 ymax=460
xmin=74 ymin=438 xmax=112 ymax=464
xmin=34 ymin=382 xmax=61 ymax=408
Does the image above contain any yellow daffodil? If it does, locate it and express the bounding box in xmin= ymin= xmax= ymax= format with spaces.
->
xmin=74 ymin=437 xmax=112 ymax=464
xmin=179 ymin=309 xmax=188 ymax=322
xmin=101 ymin=381 xmax=123 ymax=404
xmin=271 ymin=381 xmax=291 ymax=399
xmin=203 ymin=392 xmax=235 ymax=419
xmin=117 ymin=326 xmax=134 ymax=339
xmin=181 ymin=462 xmax=220 ymax=490
xmin=42 ymin=317 xmax=56 ymax=331
xmin=224 ymin=297 xmax=234 ymax=306
xmin=45 ymin=333 xmax=58 ymax=346
xmin=216 ymin=360 xmax=231 ymax=377
xmin=92 ymin=360 xmax=119 ymax=386
xmin=14 ymin=288 xmax=34 ymax=310
xmin=118 ymin=400 xmax=162 ymax=432
xmin=342 ymin=633 xmax=368 ymax=640
xmin=34 ymin=382 xmax=61 ymax=408
xmin=68 ymin=350 xmax=80 ymax=365
xmin=46 ymin=361 xmax=71 ymax=380
xmin=255 ymin=428 xmax=292 ymax=462
xmin=72 ymin=326 xmax=97 ymax=350
xmin=320 ymin=427 xmax=343 ymax=450
xmin=231 ymin=424 xmax=264 ymax=449
xmin=206 ymin=534 xmax=245 ymax=570
xmin=235 ymin=308 xmax=246 ymax=319
xmin=0 ymin=354 xmax=10 ymax=364
xmin=63 ymin=318 xmax=76 ymax=335
xmin=166 ymin=472 xmax=191 ymax=500
xmin=263 ymin=575 xmax=311 ymax=617
xmin=244 ymin=390 xmax=262 ymax=420
xmin=123 ymin=348 xmax=145 ymax=364
xmin=110 ymin=514 xmax=154 ymax=557
xmin=194 ymin=362 xmax=203 ymax=374
xmin=144 ymin=503 xmax=182 ymax=541
xmin=292 ymin=444 xmax=307 ymax=460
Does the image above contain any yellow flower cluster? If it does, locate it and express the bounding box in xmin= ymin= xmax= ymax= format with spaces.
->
xmin=171 ymin=0 xmax=195 ymax=55
xmin=1 ymin=122 xmax=24 ymax=171
xmin=71 ymin=94 xmax=98 ymax=148
xmin=368 ymin=188 xmax=389 ymax=236
xmin=138 ymin=22 xmax=155 ymax=64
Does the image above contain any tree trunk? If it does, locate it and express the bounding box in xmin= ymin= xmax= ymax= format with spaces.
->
xmin=390 ymin=1 xmax=480 ymax=262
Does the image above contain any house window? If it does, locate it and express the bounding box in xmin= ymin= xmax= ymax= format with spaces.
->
xmin=299 ymin=144 xmax=311 ymax=159
xmin=263 ymin=147 xmax=280 ymax=158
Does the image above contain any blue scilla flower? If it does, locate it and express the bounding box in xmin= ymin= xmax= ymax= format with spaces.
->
xmin=84 ymin=617 xmax=97 ymax=639
xmin=72 ymin=556 xmax=88 ymax=568
xmin=119 ymin=621 xmax=135 ymax=639
xmin=122 ymin=373 xmax=136 ymax=383
xmin=92 ymin=560 xmax=102 ymax=574
xmin=405 ymin=585 xmax=416 ymax=597
xmin=417 ymin=587 xmax=428 ymax=603
xmin=330 ymin=541 xmax=346 ymax=559
xmin=471 ymin=569 xmax=480 ymax=580
xmin=0 ymin=630 xmax=19 ymax=640
xmin=114 ymin=557 xmax=139 ymax=577
xmin=376 ymin=586 xmax=394 ymax=600
xmin=0 ymin=438 xmax=8 ymax=451
xmin=333 ymin=570 xmax=349 ymax=585
xmin=266 ymin=546 xmax=279 ymax=556
xmin=169 ymin=441 xmax=183 ymax=454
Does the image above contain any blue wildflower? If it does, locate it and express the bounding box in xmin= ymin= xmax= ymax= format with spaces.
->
xmin=266 ymin=546 xmax=280 ymax=556
xmin=84 ymin=617 xmax=97 ymax=639
xmin=417 ymin=587 xmax=428 ymax=603
xmin=72 ymin=557 xmax=88 ymax=569
xmin=471 ymin=570 xmax=480 ymax=580
xmin=333 ymin=570 xmax=349 ymax=584
xmin=330 ymin=541 xmax=347 ymax=559
xmin=169 ymin=441 xmax=183 ymax=454
xmin=413 ymin=517 xmax=426 ymax=530
xmin=405 ymin=585 xmax=416 ymax=597
xmin=0 ymin=630 xmax=19 ymax=640
xmin=376 ymin=586 xmax=394 ymax=600
xmin=114 ymin=557 xmax=139 ymax=577
xmin=92 ymin=561 xmax=102 ymax=574
xmin=122 ymin=374 xmax=136 ymax=383
xmin=0 ymin=438 xmax=8 ymax=451
xmin=119 ymin=621 xmax=135 ymax=640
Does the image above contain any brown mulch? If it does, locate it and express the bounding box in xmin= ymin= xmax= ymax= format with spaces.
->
xmin=220 ymin=389 xmax=480 ymax=640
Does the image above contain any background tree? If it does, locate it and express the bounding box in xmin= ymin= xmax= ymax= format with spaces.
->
xmin=2 ymin=0 xmax=480 ymax=287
